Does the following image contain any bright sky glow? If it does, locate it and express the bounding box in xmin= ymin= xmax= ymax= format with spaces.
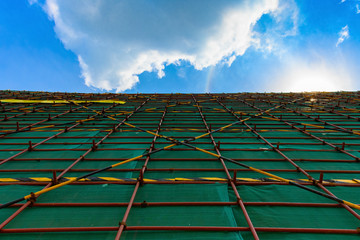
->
xmin=272 ymin=60 xmax=353 ymax=92
xmin=0 ymin=0 xmax=360 ymax=93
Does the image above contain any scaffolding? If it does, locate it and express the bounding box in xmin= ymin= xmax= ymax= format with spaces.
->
xmin=0 ymin=90 xmax=359 ymax=239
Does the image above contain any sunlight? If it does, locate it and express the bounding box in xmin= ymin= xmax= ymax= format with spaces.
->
xmin=273 ymin=60 xmax=353 ymax=92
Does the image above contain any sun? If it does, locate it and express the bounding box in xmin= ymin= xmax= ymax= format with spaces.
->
xmin=287 ymin=68 xmax=339 ymax=92
xmin=272 ymin=60 xmax=353 ymax=92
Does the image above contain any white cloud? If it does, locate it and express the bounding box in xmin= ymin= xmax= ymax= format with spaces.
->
xmin=269 ymin=57 xmax=354 ymax=92
xmin=28 ymin=0 xmax=38 ymax=5
xmin=37 ymin=0 xmax=299 ymax=92
xmin=356 ymin=4 xmax=360 ymax=14
xmin=336 ymin=25 xmax=349 ymax=47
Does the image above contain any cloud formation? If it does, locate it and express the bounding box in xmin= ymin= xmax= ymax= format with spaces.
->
xmin=336 ymin=25 xmax=349 ymax=47
xmin=38 ymin=0 xmax=294 ymax=92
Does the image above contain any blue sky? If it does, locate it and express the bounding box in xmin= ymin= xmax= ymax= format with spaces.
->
xmin=0 ymin=0 xmax=359 ymax=93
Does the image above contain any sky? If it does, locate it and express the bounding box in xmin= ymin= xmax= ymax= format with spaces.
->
xmin=0 ymin=0 xmax=360 ymax=93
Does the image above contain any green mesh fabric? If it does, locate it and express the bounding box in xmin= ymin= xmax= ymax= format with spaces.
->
xmin=0 ymin=91 xmax=360 ymax=239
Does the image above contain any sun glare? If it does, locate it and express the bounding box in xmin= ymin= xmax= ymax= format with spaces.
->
xmin=273 ymin=60 xmax=353 ymax=92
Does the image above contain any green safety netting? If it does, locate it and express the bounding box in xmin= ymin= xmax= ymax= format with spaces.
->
xmin=233 ymin=185 xmax=360 ymax=240
xmin=0 ymin=91 xmax=360 ymax=239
